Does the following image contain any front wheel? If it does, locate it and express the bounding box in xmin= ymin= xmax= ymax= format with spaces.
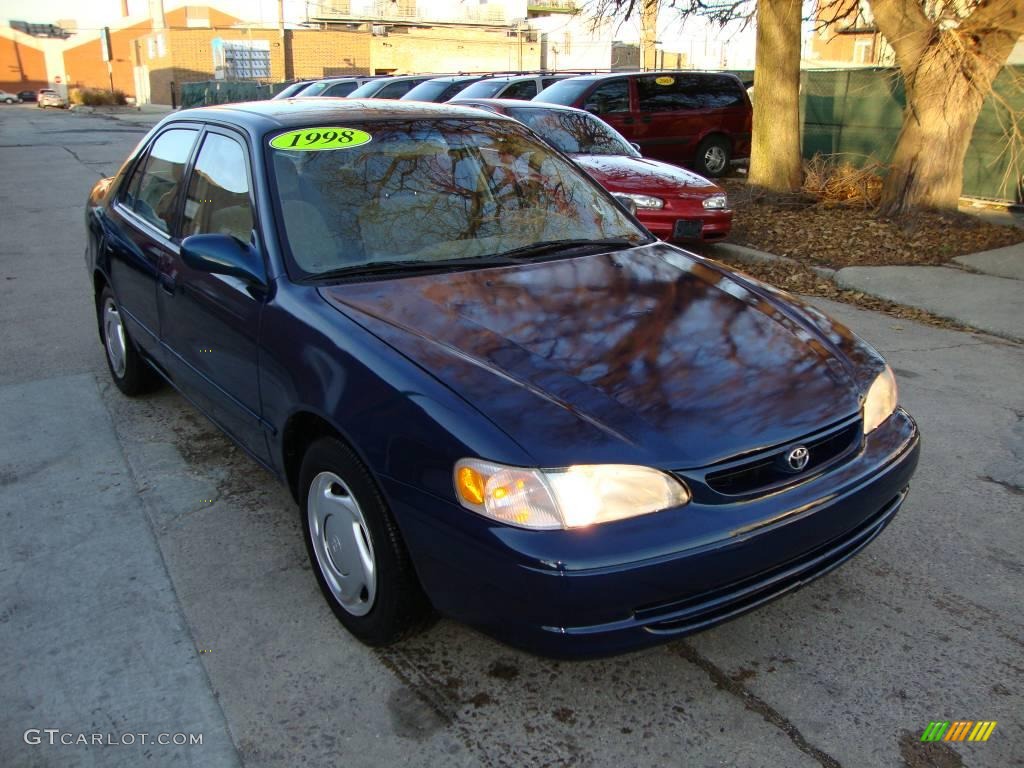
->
xmin=97 ymin=286 xmax=158 ymax=395
xmin=299 ymin=438 xmax=432 ymax=646
xmin=693 ymin=135 xmax=731 ymax=177
xmin=5 ymin=98 xmax=15 ymax=104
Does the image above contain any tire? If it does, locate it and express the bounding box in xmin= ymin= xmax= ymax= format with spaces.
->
xmin=97 ymin=286 xmax=158 ymax=395
xmin=299 ymin=437 xmax=432 ymax=646
xmin=693 ymin=135 xmax=731 ymax=177
xmin=4 ymin=98 xmax=14 ymax=104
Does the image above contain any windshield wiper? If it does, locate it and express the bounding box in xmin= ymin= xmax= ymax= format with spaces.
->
xmin=309 ymin=256 xmax=524 ymax=282
xmin=494 ymin=238 xmax=639 ymax=261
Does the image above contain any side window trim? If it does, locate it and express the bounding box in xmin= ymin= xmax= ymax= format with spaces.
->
xmin=187 ymin=125 xmax=261 ymax=247
xmin=180 ymin=124 xmax=268 ymax=281
xmin=117 ymin=123 xmax=202 ymax=239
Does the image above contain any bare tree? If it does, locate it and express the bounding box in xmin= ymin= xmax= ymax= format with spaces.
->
xmin=867 ymin=0 xmax=1024 ymax=214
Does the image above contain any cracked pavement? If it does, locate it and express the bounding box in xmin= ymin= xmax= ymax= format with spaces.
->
xmin=1 ymin=104 xmax=1022 ymax=767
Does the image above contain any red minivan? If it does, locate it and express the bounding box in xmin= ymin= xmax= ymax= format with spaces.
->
xmin=534 ymin=71 xmax=751 ymax=177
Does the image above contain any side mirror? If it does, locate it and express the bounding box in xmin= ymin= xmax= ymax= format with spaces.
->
xmin=611 ymin=193 xmax=637 ymax=215
xmin=181 ymin=234 xmax=265 ymax=286
xmin=629 ymin=142 xmax=642 ymax=154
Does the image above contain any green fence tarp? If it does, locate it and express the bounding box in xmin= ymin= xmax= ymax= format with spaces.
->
xmin=179 ymin=80 xmax=283 ymax=108
xmin=800 ymin=66 xmax=1023 ymax=204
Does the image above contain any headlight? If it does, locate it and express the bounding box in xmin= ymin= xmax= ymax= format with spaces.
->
xmin=618 ymin=193 xmax=664 ymax=209
xmin=702 ymin=194 xmax=728 ymax=209
xmin=862 ymin=365 xmax=898 ymax=434
xmin=454 ymin=459 xmax=690 ymax=530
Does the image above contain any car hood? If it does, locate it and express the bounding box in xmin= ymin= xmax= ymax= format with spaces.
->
xmin=573 ymin=155 xmax=722 ymax=199
xmin=319 ymin=244 xmax=866 ymax=468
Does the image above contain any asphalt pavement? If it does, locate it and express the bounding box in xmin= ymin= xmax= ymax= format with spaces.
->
xmin=1 ymin=103 xmax=1022 ymax=768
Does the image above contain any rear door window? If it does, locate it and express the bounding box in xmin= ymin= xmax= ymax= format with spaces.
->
xmin=502 ymin=80 xmax=538 ymax=100
xmin=582 ymin=80 xmax=629 ymax=114
xmin=693 ymin=75 xmax=746 ymax=108
xmin=181 ymin=132 xmax=254 ymax=244
xmin=129 ymin=128 xmax=199 ymax=234
xmin=637 ymin=75 xmax=697 ymax=112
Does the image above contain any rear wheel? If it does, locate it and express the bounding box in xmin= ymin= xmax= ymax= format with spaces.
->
xmin=693 ymin=135 xmax=731 ymax=177
xmin=299 ymin=437 xmax=432 ymax=646
xmin=97 ymin=286 xmax=158 ymax=395
xmin=4 ymin=98 xmax=13 ymax=104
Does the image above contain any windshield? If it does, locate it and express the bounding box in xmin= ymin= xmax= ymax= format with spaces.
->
xmin=534 ymin=78 xmax=595 ymax=106
xmin=507 ymin=107 xmax=638 ymax=157
xmin=457 ymin=80 xmax=508 ymax=99
xmin=403 ymin=79 xmax=477 ymax=102
xmin=304 ymin=80 xmax=353 ymax=97
xmin=268 ymin=118 xmax=648 ymax=278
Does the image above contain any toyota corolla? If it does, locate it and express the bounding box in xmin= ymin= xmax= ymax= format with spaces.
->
xmin=85 ymin=100 xmax=919 ymax=658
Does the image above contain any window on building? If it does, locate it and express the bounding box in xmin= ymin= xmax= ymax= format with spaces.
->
xmin=214 ymin=39 xmax=271 ymax=80
xmin=128 ymin=129 xmax=199 ymax=234
xmin=182 ymin=133 xmax=254 ymax=244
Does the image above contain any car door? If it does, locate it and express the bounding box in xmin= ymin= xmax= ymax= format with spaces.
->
xmin=105 ymin=126 xmax=200 ymax=359
xmin=633 ymin=73 xmax=702 ymax=165
xmin=157 ymin=127 xmax=271 ymax=463
xmin=580 ymin=78 xmax=635 ymax=141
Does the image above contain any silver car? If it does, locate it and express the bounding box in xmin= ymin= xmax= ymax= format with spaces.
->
xmin=38 ymin=90 xmax=67 ymax=109
xmin=0 ymin=90 xmax=21 ymax=104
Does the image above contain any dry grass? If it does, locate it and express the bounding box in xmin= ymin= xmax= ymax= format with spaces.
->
xmin=801 ymin=154 xmax=884 ymax=207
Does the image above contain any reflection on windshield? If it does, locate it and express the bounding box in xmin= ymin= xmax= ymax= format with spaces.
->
xmin=270 ymin=118 xmax=645 ymax=277
xmin=509 ymin=108 xmax=636 ymax=157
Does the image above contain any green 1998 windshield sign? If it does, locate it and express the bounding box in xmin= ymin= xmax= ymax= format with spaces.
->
xmin=270 ymin=127 xmax=373 ymax=151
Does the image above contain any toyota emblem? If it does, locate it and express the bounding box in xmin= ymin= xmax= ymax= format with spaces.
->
xmin=786 ymin=446 xmax=810 ymax=471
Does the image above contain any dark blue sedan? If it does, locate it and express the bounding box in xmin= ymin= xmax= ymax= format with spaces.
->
xmin=85 ymin=99 xmax=920 ymax=658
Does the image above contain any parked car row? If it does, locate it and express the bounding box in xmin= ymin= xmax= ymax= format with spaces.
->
xmin=0 ymin=88 xmax=67 ymax=107
xmin=271 ymin=70 xmax=750 ymax=178
xmin=271 ymin=69 xmax=749 ymax=241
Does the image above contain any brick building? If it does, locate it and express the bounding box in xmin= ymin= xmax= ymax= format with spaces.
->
xmin=0 ymin=27 xmax=50 ymax=92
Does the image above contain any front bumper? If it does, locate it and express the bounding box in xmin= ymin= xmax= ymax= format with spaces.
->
xmin=639 ymin=207 xmax=733 ymax=243
xmin=383 ymin=408 xmax=920 ymax=658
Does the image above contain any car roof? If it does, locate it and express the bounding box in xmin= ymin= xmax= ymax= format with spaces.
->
xmin=565 ymin=70 xmax=742 ymax=83
xmin=169 ymin=98 xmax=513 ymax=133
xmin=419 ymin=75 xmax=484 ymax=84
xmin=450 ymin=98 xmax=589 ymax=115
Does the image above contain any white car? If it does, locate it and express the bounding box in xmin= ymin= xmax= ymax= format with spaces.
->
xmin=0 ymin=90 xmax=21 ymax=104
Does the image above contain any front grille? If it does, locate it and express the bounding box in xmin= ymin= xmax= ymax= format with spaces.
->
xmin=704 ymin=416 xmax=862 ymax=497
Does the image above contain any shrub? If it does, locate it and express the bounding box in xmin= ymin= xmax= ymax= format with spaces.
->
xmin=69 ymin=87 xmax=129 ymax=107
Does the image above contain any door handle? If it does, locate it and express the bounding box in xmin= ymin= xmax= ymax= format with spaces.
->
xmin=622 ymin=117 xmax=634 ymax=125
xmin=159 ymin=273 xmax=176 ymax=294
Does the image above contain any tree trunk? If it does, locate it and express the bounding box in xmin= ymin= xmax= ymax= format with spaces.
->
xmin=871 ymin=0 xmax=1024 ymax=216
xmin=639 ymin=0 xmax=659 ymax=71
xmin=748 ymin=0 xmax=803 ymax=192
xmin=878 ymin=34 xmax=1007 ymax=215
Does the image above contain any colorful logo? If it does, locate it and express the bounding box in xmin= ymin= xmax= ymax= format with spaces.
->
xmin=921 ymin=721 xmax=997 ymax=742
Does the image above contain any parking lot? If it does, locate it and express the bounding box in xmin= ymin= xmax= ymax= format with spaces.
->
xmin=1 ymin=103 xmax=1022 ymax=767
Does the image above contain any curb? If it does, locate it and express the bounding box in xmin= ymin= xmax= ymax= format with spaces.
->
xmin=704 ymin=242 xmax=837 ymax=280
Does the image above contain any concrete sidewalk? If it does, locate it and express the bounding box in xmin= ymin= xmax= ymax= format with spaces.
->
xmin=0 ymin=373 xmax=241 ymax=768
xmin=834 ymin=241 xmax=1024 ymax=342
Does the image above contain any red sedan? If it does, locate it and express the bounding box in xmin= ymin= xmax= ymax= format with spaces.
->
xmin=450 ymin=98 xmax=732 ymax=242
